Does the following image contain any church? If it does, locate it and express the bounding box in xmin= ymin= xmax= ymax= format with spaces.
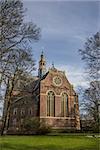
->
xmin=9 ymin=52 xmax=80 ymax=132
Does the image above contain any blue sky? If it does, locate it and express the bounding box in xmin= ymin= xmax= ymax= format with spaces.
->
xmin=22 ymin=0 xmax=99 ymax=88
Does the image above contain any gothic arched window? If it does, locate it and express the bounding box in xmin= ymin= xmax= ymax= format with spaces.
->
xmin=47 ymin=91 xmax=55 ymax=117
xmin=61 ymin=93 xmax=68 ymax=117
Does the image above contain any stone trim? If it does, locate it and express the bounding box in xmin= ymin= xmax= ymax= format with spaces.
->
xmin=40 ymin=93 xmax=62 ymax=97
xmin=40 ymin=116 xmax=75 ymax=119
xmin=46 ymin=90 xmax=56 ymax=95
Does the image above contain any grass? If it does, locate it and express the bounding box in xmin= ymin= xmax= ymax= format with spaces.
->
xmin=0 ymin=134 xmax=99 ymax=150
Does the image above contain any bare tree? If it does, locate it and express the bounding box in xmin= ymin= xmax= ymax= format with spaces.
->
xmin=0 ymin=0 xmax=40 ymax=135
xmin=79 ymin=32 xmax=100 ymax=81
xmin=83 ymin=81 xmax=100 ymax=131
xmin=0 ymin=0 xmax=40 ymax=84
xmin=79 ymin=32 xmax=100 ymax=132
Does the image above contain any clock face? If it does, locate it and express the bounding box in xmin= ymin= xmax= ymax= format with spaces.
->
xmin=53 ymin=76 xmax=62 ymax=86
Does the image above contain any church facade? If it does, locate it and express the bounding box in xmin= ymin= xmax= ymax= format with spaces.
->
xmin=9 ymin=52 xmax=80 ymax=132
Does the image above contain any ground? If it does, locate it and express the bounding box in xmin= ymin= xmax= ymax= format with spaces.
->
xmin=0 ymin=134 xmax=99 ymax=150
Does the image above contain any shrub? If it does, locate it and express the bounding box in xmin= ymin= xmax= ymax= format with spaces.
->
xmin=38 ymin=119 xmax=51 ymax=135
xmin=21 ymin=118 xmax=51 ymax=135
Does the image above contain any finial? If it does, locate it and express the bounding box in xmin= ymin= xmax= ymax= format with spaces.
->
xmin=52 ymin=61 xmax=55 ymax=68
xmin=41 ymin=50 xmax=44 ymax=57
xmin=41 ymin=50 xmax=44 ymax=55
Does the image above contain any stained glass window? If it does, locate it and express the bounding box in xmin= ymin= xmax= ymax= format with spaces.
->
xmin=61 ymin=93 xmax=68 ymax=117
xmin=47 ymin=91 xmax=55 ymax=117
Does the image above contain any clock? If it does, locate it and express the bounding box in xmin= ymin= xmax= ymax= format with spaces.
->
xmin=53 ymin=76 xmax=62 ymax=86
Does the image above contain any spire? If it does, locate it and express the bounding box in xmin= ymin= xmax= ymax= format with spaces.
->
xmin=41 ymin=50 xmax=44 ymax=58
xmin=51 ymin=61 xmax=57 ymax=71
xmin=41 ymin=50 xmax=43 ymax=55
xmin=40 ymin=51 xmax=45 ymax=62
xmin=38 ymin=51 xmax=46 ymax=78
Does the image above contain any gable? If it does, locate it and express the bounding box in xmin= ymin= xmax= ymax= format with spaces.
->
xmin=40 ymin=69 xmax=75 ymax=96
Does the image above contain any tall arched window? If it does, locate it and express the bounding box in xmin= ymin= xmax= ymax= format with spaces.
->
xmin=47 ymin=91 xmax=55 ymax=117
xmin=61 ymin=93 xmax=68 ymax=117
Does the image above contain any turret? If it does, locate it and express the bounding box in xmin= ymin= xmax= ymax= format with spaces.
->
xmin=38 ymin=51 xmax=46 ymax=78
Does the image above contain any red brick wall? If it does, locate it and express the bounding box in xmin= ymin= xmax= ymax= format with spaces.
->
xmin=40 ymin=94 xmax=47 ymax=117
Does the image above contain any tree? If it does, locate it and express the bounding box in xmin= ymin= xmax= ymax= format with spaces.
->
xmin=83 ymin=81 xmax=100 ymax=132
xmin=79 ymin=32 xmax=100 ymax=81
xmin=79 ymin=32 xmax=100 ymax=132
xmin=0 ymin=0 xmax=40 ymax=84
xmin=1 ymin=51 xmax=35 ymax=135
xmin=0 ymin=0 xmax=40 ymax=135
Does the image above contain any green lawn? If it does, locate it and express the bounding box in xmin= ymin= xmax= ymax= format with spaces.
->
xmin=0 ymin=135 xmax=99 ymax=150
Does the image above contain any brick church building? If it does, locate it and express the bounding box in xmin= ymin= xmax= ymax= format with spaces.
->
xmin=9 ymin=52 xmax=80 ymax=132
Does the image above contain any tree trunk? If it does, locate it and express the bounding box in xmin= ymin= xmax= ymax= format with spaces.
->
xmin=1 ymin=73 xmax=16 ymax=135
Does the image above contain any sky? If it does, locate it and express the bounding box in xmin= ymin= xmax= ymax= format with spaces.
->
xmin=22 ymin=0 xmax=100 ymax=88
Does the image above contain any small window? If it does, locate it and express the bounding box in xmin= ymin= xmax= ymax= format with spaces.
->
xmin=29 ymin=108 xmax=32 ymax=115
xmin=13 ymin=108 xmax=17 ymax=115
xmin=21 ymin=108 xmax=25 ymax=116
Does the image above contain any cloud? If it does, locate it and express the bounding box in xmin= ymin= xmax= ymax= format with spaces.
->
xmin=56 ymin=64 xmax=88 ymax=88
xmin=23 ymin=1 xmax=99 ymax=44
